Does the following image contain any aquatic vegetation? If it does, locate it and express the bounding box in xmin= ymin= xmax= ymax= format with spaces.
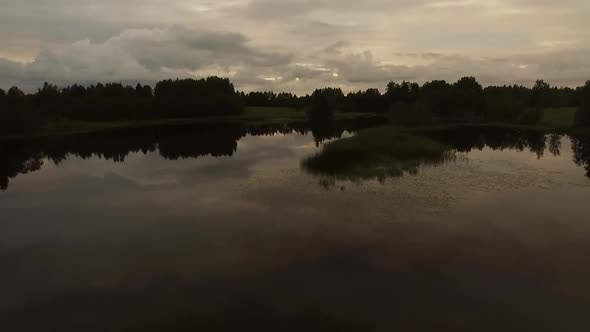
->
xmin=302 ymin=126 xmax=455 ymax=181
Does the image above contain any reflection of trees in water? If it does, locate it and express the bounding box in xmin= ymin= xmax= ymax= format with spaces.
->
xmin=310 ymin=121 xmax=347 ymax=147
xmin=302 ymin=128 xmax=455 ymax=186
xmin=428 ymin=126 xmax=557 ymax=159
xmin=571 ymin=133 xmax=590 ymax=178
xmin=0 ymin=144 xmax=44 ymax=190
xmin=432 ymin=126 xmax=590 ymax=180
xmin=547 ymin=134 xmax=562 ymax=157
xmin=305 ymin=125 xmax=590 ymax=187
xmin=0 ymin=118 xmax=383 ymax=190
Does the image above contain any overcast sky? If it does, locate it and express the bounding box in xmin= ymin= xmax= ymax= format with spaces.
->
xmin=1 ymin=0 xmax=589 ymax=93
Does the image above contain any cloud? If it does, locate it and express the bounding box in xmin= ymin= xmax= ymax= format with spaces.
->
xmin=3 ymin=41 xmax=590 ymax=94
xmin=0 ymin=26 xmax=292 ymax=91
xmin=1 ymin=1 xmax=590 ymax=93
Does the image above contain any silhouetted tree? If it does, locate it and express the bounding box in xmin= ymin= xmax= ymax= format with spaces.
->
xmin=7 ymin=86 xmax=25 ymax=97
xmin=386 ymin=81 xmax=420 ymax=104
xmin=531 ymin=79 xmax=551 ymax=108
xmin=37 ymin=82 xmax=61 ymax=115
xmin=421 ymin=80 xmax=454 ymax=118
xmin=155 ymin=77 xmax=243 ymax=118
xmin=307 ymin=88 xmax=339 ymax=123
xmin=38 ymin=82 xmax=60 ymax=97
xmin=61 ymin=84 xmax=86 ymax=98
xmin=343 ymin=88 xmax=388 ymax=113
xmin=454 ymin=77 xmax=485 ymax=118
xmin=484 ymin=85 xmax=530 ymax=122
xmin=575 ymin=81 xmax=590 ymax=126
xmin=135 ymin=83 xmax=153 ymax=98
xmin=0 ymin=86 xmax=43 ymax=134
xmin=240 ymin=91 xmax=302 ymax=108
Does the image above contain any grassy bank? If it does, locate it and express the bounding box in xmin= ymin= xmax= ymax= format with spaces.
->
xmin=1 ymin=107 xmax=377 ymax=141
xmin=540 ymin=107 xmax=577 ymax=129
xmin=1 ymin=106 xmax=582 ymax=142
xmin=398 ymin=107 xmax=579 ymax=135
xmin=302 ymin=126 xmax=453 ymax=180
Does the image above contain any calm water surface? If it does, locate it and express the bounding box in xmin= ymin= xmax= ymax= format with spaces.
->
xmin=1 ymin=125 xmax=590 ymax=331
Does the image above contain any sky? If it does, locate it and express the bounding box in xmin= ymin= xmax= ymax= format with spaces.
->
xmin=1 ymin=0 xmax=590 ymax=94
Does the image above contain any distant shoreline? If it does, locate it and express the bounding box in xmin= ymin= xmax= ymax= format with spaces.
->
xmin=0 ymin=107 xmax=383 ymax=142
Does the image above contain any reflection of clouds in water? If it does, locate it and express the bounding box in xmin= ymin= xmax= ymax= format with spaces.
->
xmin=2 ymin=133 xmax=320 ymax=196
xmin=238 ymin=132 xmax=316 ymax=153
xmin=464 ymin=138 xmax=589 ymax=186
xmin=5 ymin=184 xmax=590 ymax=331
xmin=0 ymin=171 xmax=165 ymax=211
xmin=2 ymin=134 xmax=590 ymax=219
xmin=155 ymin=133 xmax=319 ymax=186
xmin=3 ymin=134 xmax=590 ymax=330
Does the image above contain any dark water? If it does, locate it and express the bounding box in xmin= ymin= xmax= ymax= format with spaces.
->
xmin=1 ymin=124 xmax=590 ymax=331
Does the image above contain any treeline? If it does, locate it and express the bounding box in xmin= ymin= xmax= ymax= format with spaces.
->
xmin=2 ymin=76 xmax=590 ymax=136
xmin=306 ymin=78 xmax=587 ymax=126
xmin=0 ymin=77 xmax=243 ymax=134
xmin=575 ymin=81 xmax=590 ymax=126
xmin=239 ymin=91 xmax=306 ymax=108
xmin=239 ymin=77 xmax=588 ymax=126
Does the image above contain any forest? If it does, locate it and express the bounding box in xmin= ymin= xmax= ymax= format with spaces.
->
xmin=1 ymin=76 xmax=590 ymax=137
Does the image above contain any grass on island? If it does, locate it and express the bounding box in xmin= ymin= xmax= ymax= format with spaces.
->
xmin=302 ymin=126 xmax=454 ymax=181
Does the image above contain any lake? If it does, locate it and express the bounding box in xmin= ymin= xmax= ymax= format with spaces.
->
xmin=1 ymin=124 xmax=590 ymax=331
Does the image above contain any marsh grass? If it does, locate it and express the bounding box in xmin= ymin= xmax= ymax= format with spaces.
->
xmin=302 ymin=126 xmax=455 ymax=181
